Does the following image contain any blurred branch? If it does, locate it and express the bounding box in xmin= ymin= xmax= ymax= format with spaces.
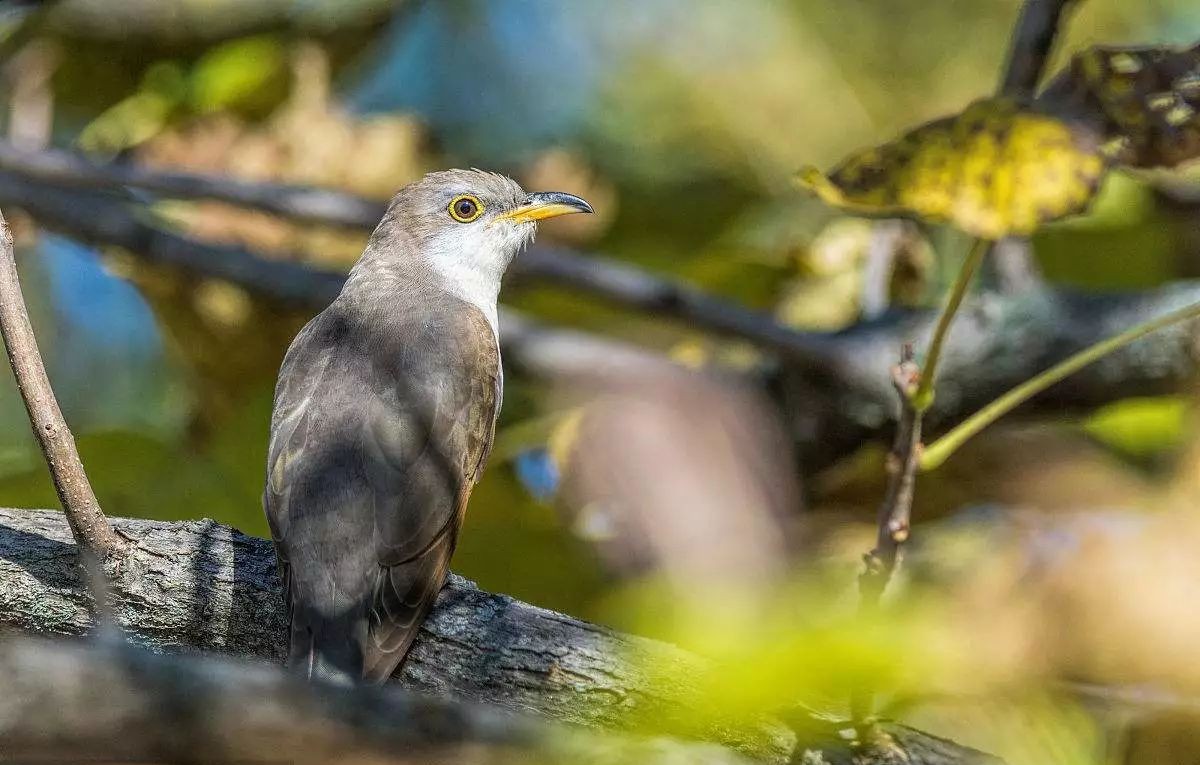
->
xmin=0 ymin=141 xmax=386 ymax=227
xmin=985 ymin=237 xmax=1042 ymax=294
xmin=998 ymin=0 xmax=1081 ymax=100
xmin=0 ymin=171 xmax=1197 ymax=470
xmin=861 ymin=221 xmax=906 ymax=319
xmin=0 ymin=169 xmax=347 ymax=304
xmin=513 ymin=246 xmax=834 ymax=371
xmin=0 ymin=209 xmax=120 ymax=561
xmin=920 ymin=297 xmax=1200 ymax=470
xmin=0 ymin=507 xmax=1002 ymax=765
xmin=0 ymin=171 xmax=680 ymax=393
xmin=0 ymin=143 xmax=836 ymax=373
xmin=0 ymin=637 xmax=771 ymax=765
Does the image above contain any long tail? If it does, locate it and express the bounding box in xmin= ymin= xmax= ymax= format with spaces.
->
xmin=288 ymin=607 xmax=363 ymax=686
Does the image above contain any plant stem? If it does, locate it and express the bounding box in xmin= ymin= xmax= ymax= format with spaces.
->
xmin=910 ymin=238 xmax=988 ymax=412
xmin=921 ymin=298 xmax=1200 ymax=471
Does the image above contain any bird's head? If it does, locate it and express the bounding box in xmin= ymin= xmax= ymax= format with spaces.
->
xmin=371 ymin=169 xmax=592 ymax=314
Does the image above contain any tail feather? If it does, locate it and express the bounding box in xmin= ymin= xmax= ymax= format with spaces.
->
xmin=288 ymin=608 xmax=363 ymax=686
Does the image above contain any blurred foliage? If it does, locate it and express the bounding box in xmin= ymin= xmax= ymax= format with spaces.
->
xmin=1042 ymin=42 xmax=1200 ymax=168
xmin=2 ymin=3 xmax=1200 ymax=763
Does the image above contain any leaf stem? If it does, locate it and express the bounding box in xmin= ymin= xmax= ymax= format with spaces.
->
xmin=921 ymin=298 xmax=1200 ymax=471
xmin=910 ymin=238 xmax=988 ymax=412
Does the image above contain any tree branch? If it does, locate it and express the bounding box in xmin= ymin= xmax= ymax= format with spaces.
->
xmin=998 ymin=0 xmax=1081 ymax=100
xmin=0 ymin=635 xmax=763 ymax=765
xmin=0 ymin=171 xmax=1197 ymax=471
xmin=0 ymin=143 xmax=835 ymax=372
xmin=0 ymin=140 xmax=385 ymax=227
xmin=0 ymin=506 xmax=1002 ymax=765
xmin=0 ymin=209 xmax=120 ymax=560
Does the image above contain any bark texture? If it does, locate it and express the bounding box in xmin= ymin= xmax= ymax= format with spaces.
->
xmin=0 ymin=507 xmax=1000 ymax=765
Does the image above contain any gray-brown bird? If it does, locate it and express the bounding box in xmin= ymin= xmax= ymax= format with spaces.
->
xmin=264 ymin=169 xmax=592 ymax=684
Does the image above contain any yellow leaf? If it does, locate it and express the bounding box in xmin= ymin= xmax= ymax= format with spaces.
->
xmin=798 ymin=98 xmax=1107 ymax=239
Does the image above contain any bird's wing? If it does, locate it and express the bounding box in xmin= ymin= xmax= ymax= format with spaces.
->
xmin=265 ymin=302 xmax=500 ymax=683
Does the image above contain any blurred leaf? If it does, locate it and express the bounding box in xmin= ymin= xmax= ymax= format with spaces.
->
xmin=78 ymin=61 xmax=187 ymax=153
xmin=797 ymin=98 xmax=1107 ymax=239
xmin=912 ymin=694 xmax=1103 ymax=765
xmin=189 ymin=35 xmax=288 ymax=115
xmin=1082 ymin=395 xmax=1189 ymax=459
xmin=1038 ymin=42 xmax=1200 ymax=168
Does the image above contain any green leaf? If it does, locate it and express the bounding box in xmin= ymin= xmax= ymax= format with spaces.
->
xmin=189 ymin=35 xmax=287 ymax=114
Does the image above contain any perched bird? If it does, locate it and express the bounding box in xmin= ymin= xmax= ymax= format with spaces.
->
xmin=264 ymin=170 xmax=592 ymax=684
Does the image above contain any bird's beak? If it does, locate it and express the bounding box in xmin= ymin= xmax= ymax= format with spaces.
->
xmin=496 ymin=191 xmax=594 ymax=224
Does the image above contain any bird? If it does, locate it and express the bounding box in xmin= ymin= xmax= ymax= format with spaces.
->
xmin=264 ymin=169 xmax=592 ymax=684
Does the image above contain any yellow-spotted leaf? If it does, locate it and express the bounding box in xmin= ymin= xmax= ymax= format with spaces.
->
xmin=798 ymin=98 xmax=1107 ymax=239
xmin=1037 ymin=42 xmax=1200 ymax=168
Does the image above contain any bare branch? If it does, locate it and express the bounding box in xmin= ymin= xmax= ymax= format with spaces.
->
xmin=0 ymin=506 xmax=1003 ymax=765
xmin=0 ymin=209 xmax=120 ymax=560
xmin=859 ymin=356 xmax=923 ymax=608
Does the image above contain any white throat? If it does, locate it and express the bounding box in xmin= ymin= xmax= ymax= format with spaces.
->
xmin=421 ymin=223 xmax=530 ymax=338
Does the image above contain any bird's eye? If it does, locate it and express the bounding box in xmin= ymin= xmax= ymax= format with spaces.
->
xmin=448 ymin=194 xmax=484 ymax=223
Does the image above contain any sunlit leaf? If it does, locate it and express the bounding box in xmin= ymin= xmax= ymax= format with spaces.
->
xmin=78 ymin=62 xmax=187 ymax=153
xmin=190 ymin=35 xmax=288 ymax=114
xmin=1038 ymin=42 xmax=1200 ymax=169
xmin=798 ymin=98 xmax=1107 ymax=239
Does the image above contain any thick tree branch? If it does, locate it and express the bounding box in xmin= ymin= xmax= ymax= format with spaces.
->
xmin=783 ymin=282 xmax=1200 ymax=469
xmin=1 ymin=635 xmax=759 ymax=765
xmin=0 ymin=507 xmax=1001 ymax=765
xmin=0 ymin=209 xmax=120 ymax=560
xmin=512 ymin=246 xmax=835 ymax=372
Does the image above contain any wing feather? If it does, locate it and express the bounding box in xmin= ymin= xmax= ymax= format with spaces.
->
xmin=265 ymin=299 xmax=500 ymax=683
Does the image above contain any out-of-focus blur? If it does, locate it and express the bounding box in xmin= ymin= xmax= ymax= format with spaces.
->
xmin=4 ymin=2 xmax=1200 ymax=763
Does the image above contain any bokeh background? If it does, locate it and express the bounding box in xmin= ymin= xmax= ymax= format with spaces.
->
xmin=4 ymin=2 xmax=1200 ymax=763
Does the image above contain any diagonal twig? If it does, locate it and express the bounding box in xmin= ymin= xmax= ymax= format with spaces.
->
xmin=0 ymin=207 xmax=121 ymax=560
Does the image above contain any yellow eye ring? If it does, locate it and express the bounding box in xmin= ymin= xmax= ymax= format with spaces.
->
xmin=448 ymin=194 xmax=485 ymax=223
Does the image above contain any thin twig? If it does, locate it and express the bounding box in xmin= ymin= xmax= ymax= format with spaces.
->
xmin=920 ymin=297 xmax=1200 ymax=470
xmin=857 ymin=0 xmax=1082 ymax=615
xmin=998 ymin=0 xmax=1082 ymax=100
xmin=911 ymin=239 xmax=987 ymax=411
xmin=859 ymin=351 xmax=923 ymax=606
xmin=853 ymin=239 xmax=986 ymax=721
xmin=0 ymin=208 xmax=121 ymax=560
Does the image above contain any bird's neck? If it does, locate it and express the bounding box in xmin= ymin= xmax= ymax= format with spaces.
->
xmin=344 ymin=245 xmax=503 ymax=340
